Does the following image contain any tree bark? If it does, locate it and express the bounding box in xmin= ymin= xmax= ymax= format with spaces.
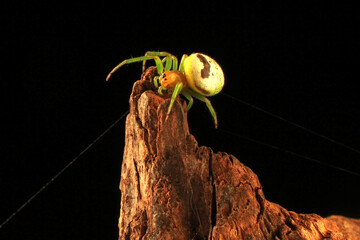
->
xmin=118 ymin=66 xmax=360 ymax=239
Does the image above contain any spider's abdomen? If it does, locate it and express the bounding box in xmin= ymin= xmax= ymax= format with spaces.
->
xmin=183 ymin=53 xmax=224 ymax=96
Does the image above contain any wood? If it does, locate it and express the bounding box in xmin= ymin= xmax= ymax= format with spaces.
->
xmin=118 ymin=67 xmax=360 ymax=239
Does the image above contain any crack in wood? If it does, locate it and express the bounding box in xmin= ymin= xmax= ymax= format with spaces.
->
xmin=209 ymin=151 xmax=217 ymax=238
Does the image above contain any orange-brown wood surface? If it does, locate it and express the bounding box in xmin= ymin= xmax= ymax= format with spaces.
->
xmin=118 ymin=67 xmax=360 ymax=239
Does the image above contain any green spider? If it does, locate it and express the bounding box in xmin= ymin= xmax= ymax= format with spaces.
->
xmin=106 ymin=51 xmax=225 ymax=128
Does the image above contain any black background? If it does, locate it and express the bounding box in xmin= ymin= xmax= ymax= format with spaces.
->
xmin=2 ymin=1 xmax=360 ymax=239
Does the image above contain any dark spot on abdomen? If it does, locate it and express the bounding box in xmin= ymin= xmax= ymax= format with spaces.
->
xmin=196 ymin=54 xmax=211 ymax=78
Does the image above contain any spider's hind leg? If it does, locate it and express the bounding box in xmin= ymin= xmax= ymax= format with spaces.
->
xmin=188 ymin=90 xmax=218 ymax=128
xmin=181 ymin=90 xmax=194 ymax=112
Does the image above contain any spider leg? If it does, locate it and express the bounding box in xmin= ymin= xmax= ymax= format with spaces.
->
xmin=106 ymin=55 xmax=163 ymax=81
xmin=142 ymin=51 xmax=178 ymax=72
xmin=164 ymin=56 xmax=173 ymax=72
xmin=181 ymin=90 xmax=194 ymax=112
xmin=188 ymin=90 xmax=218 ymax=128
xmin=171 ymin=56 xmax=178 ymax=70
xmin=158 ymin=85 xmax=167 ymax=95
xmin=178 ymin=54 xmax=189 ymax=73
xmin=153 ymin=76 xmax=160 ymax=88
xmin=165 ymin=81 xmax=184 ymax=121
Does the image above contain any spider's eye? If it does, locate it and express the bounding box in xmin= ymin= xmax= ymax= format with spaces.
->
xmin=160 ymin=73 xmax=166 ymax=78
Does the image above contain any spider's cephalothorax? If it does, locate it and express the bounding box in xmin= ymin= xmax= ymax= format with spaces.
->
xmin=106 ymin=51 xmax=224 ymax=128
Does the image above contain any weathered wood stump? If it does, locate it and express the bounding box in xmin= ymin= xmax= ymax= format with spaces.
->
xmin=118 ymin=67 xmax=360 ymax=239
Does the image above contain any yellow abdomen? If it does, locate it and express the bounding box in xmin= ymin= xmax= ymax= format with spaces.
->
xmin=183 ymin=53 xmax=225 ymax=96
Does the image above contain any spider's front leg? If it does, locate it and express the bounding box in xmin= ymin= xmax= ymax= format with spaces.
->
xmin=143 ymin=51 xmax=178 ymax=72
xmin=165 ymin=82 xmax=184 ymax=121
xmin=106 ymin=55 xmax=164 ymax=81
xmin=178 ymin=54 xmax=189 ymax=73
xmin=157 ymin=85 xmax=167 ymax=95
xmin=153 ymin=76 xmax=160 ymax=88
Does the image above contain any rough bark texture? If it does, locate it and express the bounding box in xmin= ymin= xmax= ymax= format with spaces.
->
xmin=118 ymin=67 xmax=360 ymax=239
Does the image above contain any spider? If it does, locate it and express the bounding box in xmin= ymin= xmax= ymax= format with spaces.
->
xmin=106 ymin=51 xmax=225 ymax=128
